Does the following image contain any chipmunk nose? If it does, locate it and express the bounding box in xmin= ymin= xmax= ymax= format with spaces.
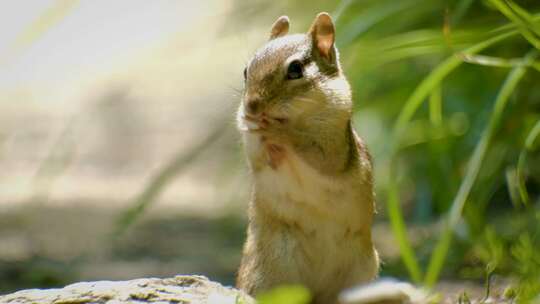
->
xmin=246 ymin=99 xmax=261 ymax=115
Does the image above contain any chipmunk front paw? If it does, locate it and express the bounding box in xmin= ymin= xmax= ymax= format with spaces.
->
xmin=244 ymin=115 xmax=289 ymax=140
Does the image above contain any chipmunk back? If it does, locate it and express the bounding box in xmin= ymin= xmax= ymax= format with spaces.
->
xmin=236 ymin=13 xmax=379 ymax=304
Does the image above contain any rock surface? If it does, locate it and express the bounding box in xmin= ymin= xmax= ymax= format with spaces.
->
xmin=0 ymin=275 xmax=254 ymax=304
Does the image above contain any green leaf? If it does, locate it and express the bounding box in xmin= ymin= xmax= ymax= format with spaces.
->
xmin=257 ymin=285 xmax=311 ymax=304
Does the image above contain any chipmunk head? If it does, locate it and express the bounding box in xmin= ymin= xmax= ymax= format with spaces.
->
xmin=238 ymin=12 xmax=352 ymax=132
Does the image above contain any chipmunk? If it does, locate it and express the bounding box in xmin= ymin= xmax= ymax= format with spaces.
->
xmin=235 ymin=12 xmax=379 ymax=304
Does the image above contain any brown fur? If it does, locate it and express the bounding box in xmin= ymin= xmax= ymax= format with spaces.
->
xmin=236 ymin=13 xmax=379 ymax=304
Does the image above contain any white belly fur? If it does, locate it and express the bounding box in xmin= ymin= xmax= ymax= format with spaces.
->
xmin=245 ymin=133 xmax=377 ymax=289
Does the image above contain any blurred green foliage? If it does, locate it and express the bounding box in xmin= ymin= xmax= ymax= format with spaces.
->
xmin=2 ymin=0 xmax=539 ymax=300
xmin=256 ymin=285 xmax=311 ymax=304
xmin=0 ymin=258 xmax=74 ymax=292
xmin=225 ymin=0 xmax=540 ymax=297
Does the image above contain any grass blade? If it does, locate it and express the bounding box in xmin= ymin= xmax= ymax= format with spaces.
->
xmin=460 ymin=53 xmax=540 ymax=71
xmin=502 ymin=1 xmax=540 ymax=36
xmin=386 ymin=24 xmax=520 ymax=284
xmin=388 ymin=166 xmax=423 ymax=283
xmin=423 ymin=50 xmax=538 ymax=287
xmin=114 ymin=121 xmax=229 ymax=236
xmin=447 ymin=50 xmax=537 ymax=227
xmin=517 ymin=119 xmax=540 ymax=205
xmin=0 ymin=0 xmax=79 ymax=66
xmin=524 ymin=119 xmax=540 ymax=149
xmin=332 ymin=0 xmax=354 ymax=24
xmin=488 ymin=0 xmax=540 ymax=50
xmin=451 ymin=0 xmax=475 ymax=25
xmin=393 ymin=30 xmax=516 ymax=138
xmin=338 ymin=0 xmax=426 ymax=46
xmin=429 ymin=86 xmax=442 ymax=127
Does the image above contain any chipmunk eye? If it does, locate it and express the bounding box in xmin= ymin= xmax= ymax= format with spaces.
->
xmin=243 ymin=67 xmax=247 ymax=80
xmin=286 ymin=60 xmax=303 ymax=80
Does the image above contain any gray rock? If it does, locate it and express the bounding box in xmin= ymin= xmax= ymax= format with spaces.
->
xmin=0 ymin=275 xmax=254 ymax=304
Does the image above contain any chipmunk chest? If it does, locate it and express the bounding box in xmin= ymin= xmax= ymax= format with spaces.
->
xmin=248 ymin=138 xmax=340 ymax=210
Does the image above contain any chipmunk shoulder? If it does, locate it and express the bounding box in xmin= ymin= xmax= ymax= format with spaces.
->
xmin=236 ymin=13 xmax=379 ymax=304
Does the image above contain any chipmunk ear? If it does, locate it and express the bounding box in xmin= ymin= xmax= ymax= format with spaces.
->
xmin=269 ymin=16 xmax=289 ymax=40
xmin=308 ymin=12 xmax=335 ymax=61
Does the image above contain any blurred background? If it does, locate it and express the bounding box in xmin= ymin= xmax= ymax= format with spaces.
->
xmin=1 ymin=0 xmax=539 ymax=301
